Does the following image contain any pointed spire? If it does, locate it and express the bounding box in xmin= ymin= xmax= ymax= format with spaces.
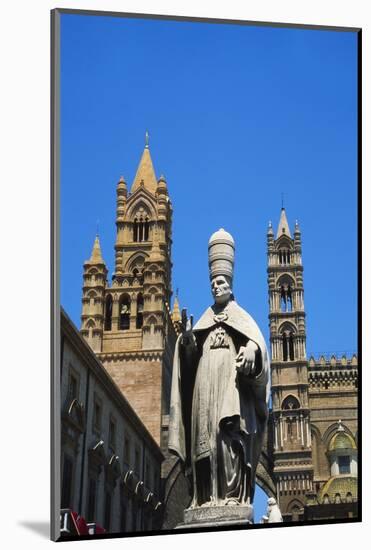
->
xmin=267 ymin=220 xmax=274 ymax=236
xmin=172 ymin=294 xmax=181 ymax=323
xmin=88 ymin=235 xmax=105 ymax=264
xmin=276 ymin=208 xmax=292 ymax=238
xmin=294 ymin=219 xmax=301 ymax=234
xmin=131 ymin=135 xmax=157 ymax=195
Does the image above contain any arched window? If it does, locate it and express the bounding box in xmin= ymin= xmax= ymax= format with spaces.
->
xmin=104 ymin=294 xmax=113 ymax=331
xmin=281 ymin=328 xmax=295 ymax=361
xmin=328 ymin=430 xmax=357 ymax=477
xmin=282 ymin=332 xmax=288 ymax=361
xmin=136 ymin=294 xmax=144 ymax=329
xmin=133 ymin=208 xmax=151 ymax=242
xmin=119 ymin=295 xmax=131 ymax=330
xmin=88 ymin=290 xmax=97 ymax=308
xmin=278 ymin=247 xmax=291 ymax=265
xmin=282 ymin=395 xmax=300 ymax=410
xmin=86 ymin=319 xmax=95 ymax=341
xmin=291 ymin=505 xmax=300 ymax=521
xmin=280 ymin=284 xmax=292 ymax=312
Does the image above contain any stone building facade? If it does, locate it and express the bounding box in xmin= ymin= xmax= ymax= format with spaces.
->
xmin=61 ymin=308 xmax=163 ymax=534
xmin=267 ymin=208 xmax=358 ymax=522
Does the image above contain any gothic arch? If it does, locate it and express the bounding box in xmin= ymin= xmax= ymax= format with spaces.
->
xmin=126 ymin=195 xmax=156 ymax=221
xmin=146 ymin=315 xmax=158 ymax=326
xmin=278 ymin=321 xmax=297 ymax=335
xmin=125 ymin=252 xmax=148 ymax=274
xmin=146 ymin=263 xmax=160 ymax=272
xmin=278 ymin=322 xmax=296 ymax=362
xmin=276 ymin=273 xmax=295 ymax=287
xmin=323 ymin=422 xmax=355 ymax=448
xmin=276 ymin=235 xmax=293 ymax=249
xmin=86 ymin=319 xmax=96 ymax=329
xmin=118 ymin=294 xmax=131 ymax=330
xmin=281 ymin=394 xmax=300 ymax=410
xmin=287 ymin=498 xmax=304 ymax=520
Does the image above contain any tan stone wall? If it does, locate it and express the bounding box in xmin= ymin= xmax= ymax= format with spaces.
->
xmin=102 ymin=330 xmax=142 ymax=353
xmin=102 ymin=356 xmax=163 ymax=446
xmin=309 ymin=366 xmax=358 ymax=487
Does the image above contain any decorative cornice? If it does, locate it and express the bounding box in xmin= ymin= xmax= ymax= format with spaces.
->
xmin=97 ymin=349 xmax=164 ymax=363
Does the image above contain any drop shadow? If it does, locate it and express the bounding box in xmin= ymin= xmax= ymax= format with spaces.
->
xmin=18 ymin=521 xmax=50 ymax=539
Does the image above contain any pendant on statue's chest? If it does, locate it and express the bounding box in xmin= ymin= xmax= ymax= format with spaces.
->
xmin=213 ymin=311 xmax=228 ymax=323
xmin=210 ymin=325 xmax=229 ymax=349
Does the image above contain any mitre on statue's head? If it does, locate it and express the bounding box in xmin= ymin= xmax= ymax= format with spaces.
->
xmin=208 ymin=228 xmax=235 ymax=283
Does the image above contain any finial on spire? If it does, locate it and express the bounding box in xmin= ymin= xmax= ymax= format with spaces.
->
xmin=96 ymin=218 xmax=100 ymax=237
xmin=337 ymin=419 xmax=345 ymax=432
xmin=145 ymin=130 xmax=149 ymax=149
xmin=281 ymin=192 xmax=285 ymax=209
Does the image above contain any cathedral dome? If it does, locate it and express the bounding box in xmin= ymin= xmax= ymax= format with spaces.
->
xmin=329 ymin=432 xmax=356 ymax=451
xmin=318 ymin=475 xmax=357 ymax=504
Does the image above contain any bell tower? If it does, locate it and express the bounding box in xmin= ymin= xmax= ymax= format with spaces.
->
xmin=81 ymin=136 xmax=178 ymax=447
xmin=267 ymin=208 xmax=313 ymax=521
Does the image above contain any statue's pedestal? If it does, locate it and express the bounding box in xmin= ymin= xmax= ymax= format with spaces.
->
xmin=176 ymin=505 xmax=253 ymax=529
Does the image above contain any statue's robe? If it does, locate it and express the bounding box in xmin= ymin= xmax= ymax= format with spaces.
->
xmin=168 ymin=300 xmax=270 ymax=507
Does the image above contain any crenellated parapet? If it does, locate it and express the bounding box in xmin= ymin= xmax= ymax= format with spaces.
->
xmin=308 ymin=354 xmax=358 ymax=390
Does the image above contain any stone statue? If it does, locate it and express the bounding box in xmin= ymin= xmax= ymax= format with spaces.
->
xmin=169 ymin=229 xmax=270 ymax=525
xmin=266 ymin=497 xmax=283 ymax=523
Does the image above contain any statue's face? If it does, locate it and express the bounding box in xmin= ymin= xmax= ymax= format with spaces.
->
xmin=211 ymin=275 xmax=232 ymax=305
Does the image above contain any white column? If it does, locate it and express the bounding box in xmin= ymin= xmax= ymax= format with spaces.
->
xmin=300 ymin=414 xmax=304 ymax=445
xmin=283 ymin=418 xmax=287 ymax=441
xmin=274 ymin=421 xmax=278 ymax=450
xmin=306 ymin=419 xmax=311 ymax=447
xmin=280 ymin=415 xmax=283 ymax=447
xmin=296 ymin=415 xmax=299 ymax=439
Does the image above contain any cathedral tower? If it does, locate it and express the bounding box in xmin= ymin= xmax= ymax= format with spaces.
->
xmin=81 ymin=138 xmax=178 ymax=447
xmin=267 ymin=208 xmax=313 ymax=520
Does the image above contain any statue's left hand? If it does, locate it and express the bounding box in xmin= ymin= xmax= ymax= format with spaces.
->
xmin=235 ymin=341 xmax=258 ymax=376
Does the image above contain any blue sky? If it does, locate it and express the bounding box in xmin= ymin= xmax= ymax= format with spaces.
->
xmin=60 ymin=13 xmax=358 ymax=518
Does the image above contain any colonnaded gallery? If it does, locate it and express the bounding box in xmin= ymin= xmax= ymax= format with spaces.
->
xmin=60 ymin=142 xmax=358 ymax=534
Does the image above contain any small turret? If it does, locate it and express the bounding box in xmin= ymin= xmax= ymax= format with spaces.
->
xmin=81 ymin=235 xmax=108 ymax=352
xmin=267 ymin=220 xmax=274 ymax=252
